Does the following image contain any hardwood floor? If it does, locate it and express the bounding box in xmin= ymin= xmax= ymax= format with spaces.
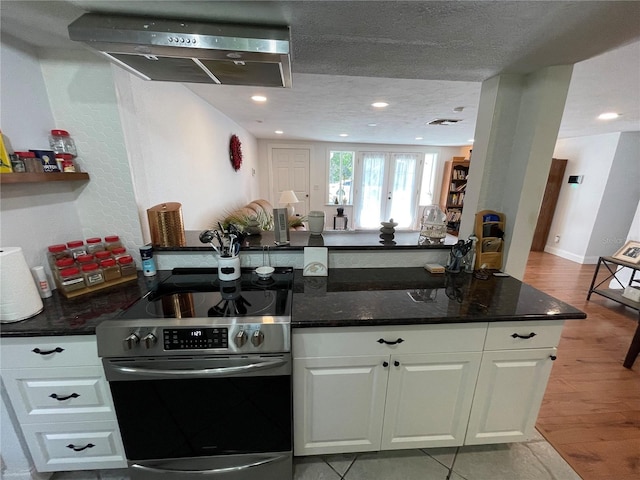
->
xmin=524 ymin=251 xmax=640 ymax=480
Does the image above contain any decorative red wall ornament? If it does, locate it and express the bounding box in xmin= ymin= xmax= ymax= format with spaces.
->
xmin=229 ymin=134 xmax=243 ymax=171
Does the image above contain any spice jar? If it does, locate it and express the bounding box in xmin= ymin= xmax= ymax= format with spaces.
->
xmin=76 ymin=254 xmax=95 ymax=266
xmin=67 ymin=240 xmax=87 ymax=259
xmin=10 ymin=154 xmax=26 ymax=172
xmin=81 ymin=263 xmax=105 ymax=287
xmin=94 ymin=250 xmax=112 ymax=262
xmin=59 ymin=267 xmax=85 ymax=293
xmin=100 ymin=258 xmax=121 ymax=281
xmin=104 ymin=235 xmax=123 ymax=251
xmin=54 ymin=257 xmax=76 ymax=279
xmin=49 ymin=129 xmax=77 ymax=157
xmin=117 ymin=255 xmax=137 ymax=276
xmin=85 ymin=237 xmax=105 ymax=254
xmin=55 ymin=153 xmax=76 ymax=172
xmin=111 ymin=247 xmax=128 ymax=260
xmin=47 ymin=244 xmax=71 ymax=270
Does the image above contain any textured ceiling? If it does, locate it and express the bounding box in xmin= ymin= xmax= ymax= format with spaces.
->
xmin=1 ymin=1 xmax=639 ymax=145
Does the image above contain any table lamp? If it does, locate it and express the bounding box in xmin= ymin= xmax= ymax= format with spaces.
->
xmin=279 ymin=190 xmax=299 ymax=217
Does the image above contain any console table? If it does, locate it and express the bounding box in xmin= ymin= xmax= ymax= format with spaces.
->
xmin=587 ymin=256 xmax=640 ymax=368
xmin=587 ymin=256 xmax=640 ymax=311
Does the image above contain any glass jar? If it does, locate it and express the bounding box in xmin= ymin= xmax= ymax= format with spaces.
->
xmin=10 ymin=153 xmax=26 ymax=172
xmin=55 ymin=153 xmax=76 ymax=172
xmin=47 ymin=244 xmax=71 ymax=270
xmin=118 ymin=255 xmax=137 ymax=276
xmin=419 ymin=205 xmax=448 ymax=245
xmin=54 ymin=257 xmax=76 ymax=279
xmin=59 ymin=267 xmax=85 ymax=293
xmin=85 ymin=237 xmax=105 ymax=254
xmin=81 ymin=263 xmax=104 ymax=287
xmin=100 ymin=258 xmax=121 ymax=281
xmin=49 ymin=129 xmax=77 ymax=157
xmin=67 ymin=240 xmax=87 ymax=259
xmin=94 ymin=250 xmax=112 ymax=262
xmin=76 ymin=254 xmax=94 ymax=265
xmin=104 ymin=235 xmax=123 ymax=251
xmin=111 ymin=247 xmax=127 ymax=260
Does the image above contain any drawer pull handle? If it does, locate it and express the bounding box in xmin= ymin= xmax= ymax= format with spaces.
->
xmin=66 ymin=443 xmax=95 ymax=452
xmin=377 ymin=338 xmax=404 ymax=345
xmin=549 ymin=355 xmax=557 ymax=361
xmin=49 ymin=393 xmax=80 ymax=401
xmin=32 ymin=347 xmax=64 ymax=355
xmin=511 ymin=332 xmax=537 ymax=339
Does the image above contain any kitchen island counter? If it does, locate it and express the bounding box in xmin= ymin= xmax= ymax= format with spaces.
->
xmin=292 ymin=268 xmax=586 ymax=327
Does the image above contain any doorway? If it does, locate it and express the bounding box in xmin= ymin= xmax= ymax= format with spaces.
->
xmin=270 ymin=148 xmax=310 ymax=217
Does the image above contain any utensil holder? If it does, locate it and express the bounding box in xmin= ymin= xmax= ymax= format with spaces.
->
xmin=218 ymin=255 xmax=240 ymax=281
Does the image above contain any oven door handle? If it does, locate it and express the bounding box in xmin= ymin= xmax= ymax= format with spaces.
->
xmin=130 ymin=453 xmax=289 ymax=474
xmin=110 ymin=358 xmax=287 ymax=378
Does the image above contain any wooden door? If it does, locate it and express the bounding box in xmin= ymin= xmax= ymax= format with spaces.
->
xmin=531 ymin=158 xmax=568 ymax=251
xmin=271 ymin=148 xmax=310 ymax=217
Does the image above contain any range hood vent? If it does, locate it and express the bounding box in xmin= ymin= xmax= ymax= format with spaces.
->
xmin=68 ymin=13 xmax=291 ymax=88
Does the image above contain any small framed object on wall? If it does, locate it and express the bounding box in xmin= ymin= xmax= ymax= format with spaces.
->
xmin=612 ymin=240 xmax=640 ymax=265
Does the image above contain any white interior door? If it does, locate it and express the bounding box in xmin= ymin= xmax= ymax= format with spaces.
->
xmin=271 ymin=148 xmax=310 ymax=217
xmin=354 ymin=152 xmax=421 ymax=229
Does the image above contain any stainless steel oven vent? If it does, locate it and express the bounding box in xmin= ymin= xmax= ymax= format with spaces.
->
xmin=68 ymin=13 xmax=291 ymax=88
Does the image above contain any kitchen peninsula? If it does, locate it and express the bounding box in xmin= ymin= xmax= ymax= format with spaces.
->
xmin=1 ymin=260 xmax=586 ymax=473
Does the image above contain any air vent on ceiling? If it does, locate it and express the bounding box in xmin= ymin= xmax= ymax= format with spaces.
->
xmin=428 ymin=119 xmax=461 ymax=126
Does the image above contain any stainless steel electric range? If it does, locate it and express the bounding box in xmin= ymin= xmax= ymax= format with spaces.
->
xmin=96 ymin=267 xmax=294 ymax=480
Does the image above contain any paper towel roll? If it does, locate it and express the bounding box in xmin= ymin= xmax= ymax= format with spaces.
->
xmin=0 ymin=247 xmax=44 ymax=323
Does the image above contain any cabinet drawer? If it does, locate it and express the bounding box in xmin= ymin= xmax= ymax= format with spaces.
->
xmin=484 ymin=320 xmax=564 ymax=350
xmin=20 ymin=420 xmax=126 ymax=472
xmin=1 ymin=366 xmax=115 ymax=424
xmin=1 ymin=336 xmax=99 ymax=368
xmin=293 ymin=323 xmax=488 ymax=358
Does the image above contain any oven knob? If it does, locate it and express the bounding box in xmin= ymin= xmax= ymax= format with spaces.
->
xmin=234 ymin=330 xmax=247 ymax=347
xmin=142 ymin=333 xmax=157 ymax=349
xmin=123 ymin=333 xmax=140 ymax=350
xmin=251 ymin=330 xmax=265 ymax=347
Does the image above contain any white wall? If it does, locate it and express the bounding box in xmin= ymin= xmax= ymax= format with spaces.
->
xmin=114 ymin=69 xmax=260 ymax=241
xmin=547 ymin=132 xmax=640 ymax=263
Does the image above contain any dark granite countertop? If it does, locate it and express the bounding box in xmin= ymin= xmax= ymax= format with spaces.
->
xmin=0 ymin=268 xmax=586 ymax=338
xmin=291 ymin=268 xmax=587 ymax=327
xmin=155 ymin=230 xmax=458 ymax=251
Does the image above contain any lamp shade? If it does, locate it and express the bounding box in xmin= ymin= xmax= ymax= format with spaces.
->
xmin=279 ymin=190 xmax=299 ymax=204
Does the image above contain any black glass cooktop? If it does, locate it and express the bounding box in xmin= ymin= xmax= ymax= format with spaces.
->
xmin=118 ymin=267 xmax=293 ymax=319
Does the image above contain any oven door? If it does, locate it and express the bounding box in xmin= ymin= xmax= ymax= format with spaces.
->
xmin=103 ymin=354 xmax=292 ymax=480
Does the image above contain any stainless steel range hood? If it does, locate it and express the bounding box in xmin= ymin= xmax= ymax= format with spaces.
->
xmin=68 ymin=13 xmax=291 ymax=87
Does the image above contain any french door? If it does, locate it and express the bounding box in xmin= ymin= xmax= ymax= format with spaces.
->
xmin=353 ymin=152 xmax=422 ymax=229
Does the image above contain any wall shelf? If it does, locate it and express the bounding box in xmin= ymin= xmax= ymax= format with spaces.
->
xmin=0 ymin=172 xmax=90 ymax=184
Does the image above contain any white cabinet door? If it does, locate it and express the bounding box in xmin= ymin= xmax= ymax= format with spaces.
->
xmin=293 ymin=355 xmax=389 ymax=455
xmin=381 ymin=352 xmax=481 ymax=450
xmin=465 ymin=348 xmax=556 ymax=445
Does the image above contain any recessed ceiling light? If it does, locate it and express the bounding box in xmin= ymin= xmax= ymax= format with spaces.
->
xmin=367 ymin=123 xmax=377 ymax=127
xmin=415 ymin=136 xmax=423 ymax=140
xmin=251 ymin=95 xmax=267 ymax=102
xmin=598 ymin=112 xmax=620 ymax=120
xmin=371 ymin=102 xmax=389 ymax=108
xmin=275 ymin=130 xmax=284 ymax=134
xmin=339 ymin=133 xmax=349 ymax=137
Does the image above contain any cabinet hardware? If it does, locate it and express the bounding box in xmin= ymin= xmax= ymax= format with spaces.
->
xmin=49 ymin=393 xmax=80 ymax=401
xmin=549 ymin=355 xmax=557 ymax=361
xmin=377 ymin=338 xmax=404 ymax=345
xmin=66 ymin=443 xmax=95 ymax=452
xmin=511 ymin=332 xmax=537 ymax=339
xmin=394 ymin=361 xmax=400 ymax=367
xmin=382 ymin=361 xmax=389 ymax=367
xmin=32 ymin=347 xmax=64 ymax=355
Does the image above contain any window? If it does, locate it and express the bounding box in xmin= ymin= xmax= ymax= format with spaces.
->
xmin=418 ymin=153 xmax=438 ymax=206
xmin=328 ymin=150 xmax=354 ymax=204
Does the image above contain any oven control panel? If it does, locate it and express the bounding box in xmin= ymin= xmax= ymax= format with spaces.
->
xmin=163 ymin=328 xmax=228 ymax=350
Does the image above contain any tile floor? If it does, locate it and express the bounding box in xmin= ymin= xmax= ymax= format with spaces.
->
xmin=51 ymin=430 xmax=581 ymax=480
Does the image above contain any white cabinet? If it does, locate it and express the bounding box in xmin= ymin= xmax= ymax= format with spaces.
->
xmin=465 ymin=320 xmax=563 ymax=445
xmin=0 ymin=336 xmax=126 ymax=472
xmin=293 ymin=320 xmax=564 ymax=456
xmin=292 ymin=324 xmax=487 ymax=456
